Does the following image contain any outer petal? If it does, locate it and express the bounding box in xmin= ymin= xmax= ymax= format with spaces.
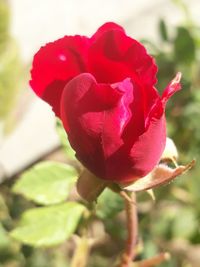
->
xmin=30 ymin=35 xmax=90 ymax=116
xmin=60 ymin=73 xmax=123 ymax=178
xmin=91 ymin=22 xmax=125 ymax=41
xmin=61 ymin=73 xmax=145 ymax=180
xmin=129 ymin=115 xmax=166 ymax=180
xmin=89 ymin=26 xmax=157 ymax=86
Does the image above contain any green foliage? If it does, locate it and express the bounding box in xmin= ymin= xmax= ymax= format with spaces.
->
xmin=13 ymin=161 xmax=77 ymax=205
xmin=10 ymin=202 xmax=85 ymax=247
xmin=159 ymin=19 xmax=169 ymax=42
xmin=184 ymin=168 xmax=200 ymax=203
xmin=151 ymin=205 xmax=174 ymax=239
xmin=0 ymin=193 xmax=9 ymax=220
xmin=152 ymin=13 xmax=200 ymax=165
xmin=0 ymin=223 xmax=10 ymax=249
xmin=141 ymin=240 xmax=158 ymax=260
xmin=172 ymin=207 xmax=198 ymax=239
xmin=10 ymin=160 xmax=85 ymax=249
xmin=96 ymin=188 xmax=124 ymax=219
xmin=174 ymin=26 xmax=196 ymax=65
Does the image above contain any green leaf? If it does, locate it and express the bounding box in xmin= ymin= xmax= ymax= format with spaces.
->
xmin=174 ymin=26 xmax=196 ymax=64
xmin=159 ymin=19 xmax=168 ymax=42
xmin=96 ymin=188 xmax=124 ymax=219
xmin=56 ymin=119 xmax=76 ymax=160
xmin=13 ymin=161 xmax=77 ymax=205
xmin=10 ymin=202 xmax=85 ymax=247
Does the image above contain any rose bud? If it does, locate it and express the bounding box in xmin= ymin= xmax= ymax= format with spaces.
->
xmin=30 ymin=22 xmax=181 ymax=184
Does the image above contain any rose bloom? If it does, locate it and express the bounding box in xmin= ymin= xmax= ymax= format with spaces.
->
xmin=30 ymin=22 xmax=181 ymax=184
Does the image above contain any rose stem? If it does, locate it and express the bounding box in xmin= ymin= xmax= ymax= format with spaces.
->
xmin=117 ymin=192 xmax=138 ymax=267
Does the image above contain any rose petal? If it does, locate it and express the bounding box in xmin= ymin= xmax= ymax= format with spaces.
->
xmin=91 ymin=22 xmax=125 ymax=41
xmin=144 ymin=97 xmax=164 ymax=129
xmin=121 ymin=160 xmax=195 ymax=192
xmin=60 ymin=73 xmax=127 ymax=179
xmin=30 ymin=35 xmax=90 ymax=116
xmin=124 ymin=114 xmax=166 ymax=181
xmin=89 ymin=27 xmax=157 ymax=86
xmin=162 ymin=72 xmax=182 ymax=105
xmin=61 ymin=73 xmax=152 ymax=181
xmin=144 ymin=73 xmax=182 ymax=131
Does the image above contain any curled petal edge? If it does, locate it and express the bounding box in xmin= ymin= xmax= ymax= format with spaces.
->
xmin=162 ymin=72 xmax=182 ymax=104
xmin=145 ymin=73 xmax=182 ymax=129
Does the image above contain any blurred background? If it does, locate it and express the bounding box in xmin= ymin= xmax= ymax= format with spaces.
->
xmin=1 ymin=0 xmax=200 ymax=266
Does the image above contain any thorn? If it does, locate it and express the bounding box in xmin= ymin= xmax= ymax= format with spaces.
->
xmin=171 ymin=157 xmax=178 ymax=168
xmin=146 ymin=189 xmax=156 ymax=201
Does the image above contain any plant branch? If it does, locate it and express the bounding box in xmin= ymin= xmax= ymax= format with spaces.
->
xmin=117 ymin=192 xmax=138 ymax=267
xmin=133 ymin=252 xmax=170 ymax=267
xmin=70 ymin=236 xmax=91 ymax=267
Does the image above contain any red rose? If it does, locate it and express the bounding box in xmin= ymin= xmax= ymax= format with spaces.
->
xmin=30 ymin=22 xmax=181 ymax=183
